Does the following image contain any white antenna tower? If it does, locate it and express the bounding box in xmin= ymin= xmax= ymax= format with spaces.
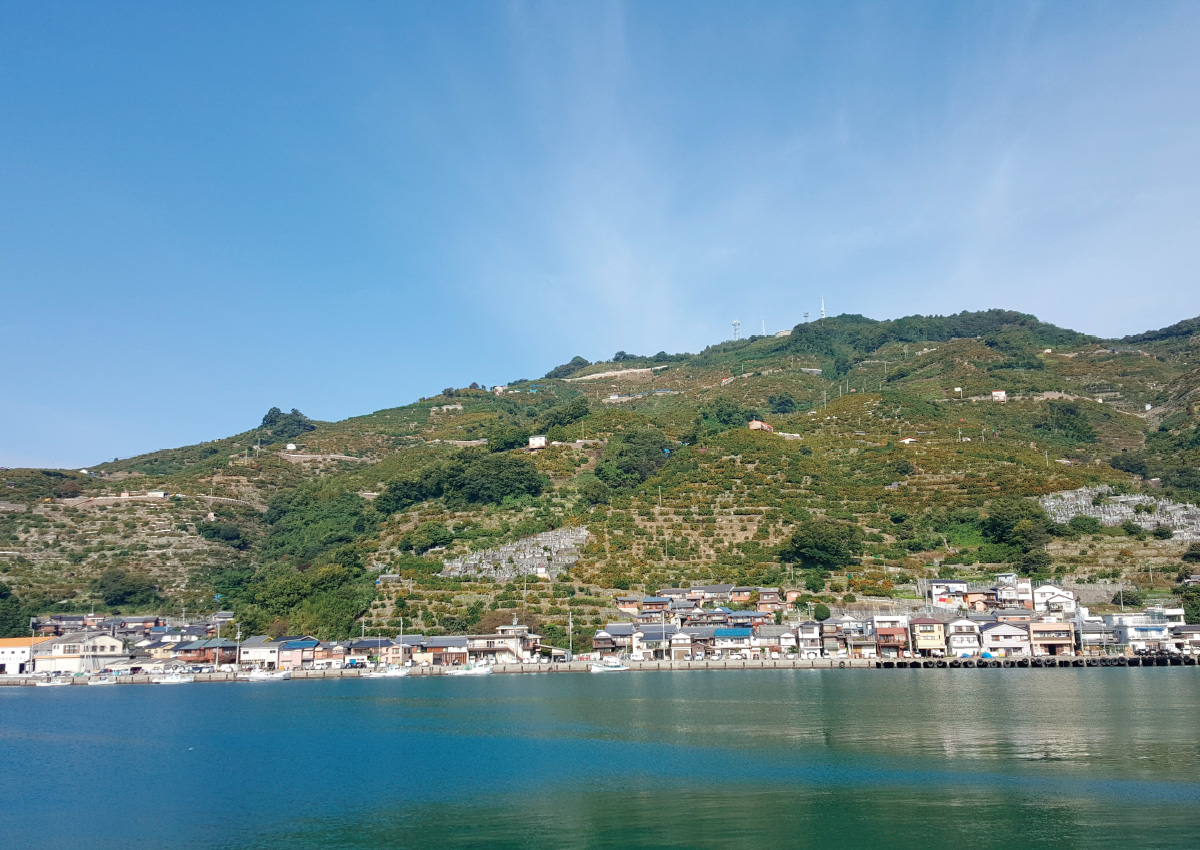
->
xmin=762 ymin=319 xmax=766 ymax=336
xmin=803 ymin=312 xmax=809 ymax=322
xmin=820 ymin=298 xmax=826 ymax=320
xmin=732 ymin=319 xmax=741 ymax=340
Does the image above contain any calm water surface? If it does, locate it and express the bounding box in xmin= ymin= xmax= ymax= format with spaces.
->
xmin=2 ymin=669 xmax=1198 ymax=849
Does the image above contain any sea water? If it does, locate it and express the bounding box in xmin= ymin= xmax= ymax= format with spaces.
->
xmin=1 ymin=668 xmax=1198 ymax=849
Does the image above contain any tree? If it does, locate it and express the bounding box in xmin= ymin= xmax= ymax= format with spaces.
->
xmin=778 ymin=520 xmax=864 ymax=570
xmin=595 ymin=428 xmax=670 ymax=490
xmin=1181 ymin=586 xmax=1200 ymax=626
xmin=260 ymin=407 xmax=316 ymax=443
xmin=544 ymin=356 xmax=591 ymax=380
xmin=1068 ymin=515 xmax=1103 ymax=535
xmin=487 ymin=422 xmax=530 ymax=452
xmin=1182 ymin=543 xmax=1200 ymax=563
xmin=813 ymin=603 xmax=831 ymax=621
xmin=0 ymin=582 xmax=31 ymax=638
xmin=1152 ymin=526 xmax=1174 ymax=540
xmin=982 ymin=498 xmax=1051 ymax=547
xmin=91 ymin=570 xmax=161 ymax=608
xmin=803 ymin=570 xmax=826 ymax=593
xmin=768 ymin=393 xmax=797 ymax=414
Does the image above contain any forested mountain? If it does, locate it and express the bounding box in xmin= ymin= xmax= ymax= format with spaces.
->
xmin=4 ymin=308 xmax=1200 ymax=639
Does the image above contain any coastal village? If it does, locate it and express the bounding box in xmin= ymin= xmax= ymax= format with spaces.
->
xmin=4 ymin=566 xmax=1200 ymax=682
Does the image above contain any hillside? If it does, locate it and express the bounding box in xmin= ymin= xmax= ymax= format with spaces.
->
xmin=4 ymin=308 xmax=1200 ymax=642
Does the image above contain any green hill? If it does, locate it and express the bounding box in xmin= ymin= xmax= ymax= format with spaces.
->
xmin=3 ymin=308 xmax=1199 ymax=641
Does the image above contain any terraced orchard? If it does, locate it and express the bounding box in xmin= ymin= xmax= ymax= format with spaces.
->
xmin=3 ymin=307 xmax=1200 ymax=641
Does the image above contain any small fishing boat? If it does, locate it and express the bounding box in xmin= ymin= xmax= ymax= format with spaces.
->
xmin=590 ymin=657 xmax=631 ymax=673
xmin=444 ymin=663 xmax=493 ymax=677
xmin=152 ymin=672 xmax=196 ymax=684
xmin=238 ymin=669 xmax=291 ymax=681
xmin=87 ymin=675 xmax=118 ymax=685
xmin=34 ymin=678 xmax=71 ymax=687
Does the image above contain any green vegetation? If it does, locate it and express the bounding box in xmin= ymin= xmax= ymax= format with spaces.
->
xmin=4 ymin=307 xmax=1200 ymax=640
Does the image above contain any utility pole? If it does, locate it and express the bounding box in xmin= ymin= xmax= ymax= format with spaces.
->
xmin=568 ymin=610 xmax=573 ymax=661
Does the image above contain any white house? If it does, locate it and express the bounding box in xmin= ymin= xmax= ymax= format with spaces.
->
xmin=238 ymin=635 xmax=280 ymax=669
xmin=928 ymin=579 xmax=969 ymax=608
xmin=996 ymin=574 xmax=1033 ymax=608
xmin=33 ymin=632 xmax=127 ymax=673
xmin=945 ymin=618 xmax=982 ymax=656
xmin=872 ymin=613 xmax=909 ymax=633
xmin=528 ymin=435 xmax=548 ymax=449
xmin=1033 ymin=584 xmax=1076 ymax=614
xmin=980 ymin=622 xmax=1030 ymax=657
xmin=992 ymin=390 xmax=1007 ymax=402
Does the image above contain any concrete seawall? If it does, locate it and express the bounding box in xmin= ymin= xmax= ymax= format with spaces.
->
xmin=1 ymin=654 xmax=1193 ymax=686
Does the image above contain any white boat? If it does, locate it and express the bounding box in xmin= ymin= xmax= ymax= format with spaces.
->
xmin=444 ymin=663 xmax=493 ymax=677
xmin=238 ymin=669 xmax=291 ymax=681
xmin=87 ymin=676 xmax=117 ymax=685
xmin=152 ymin=672 xmax=195 ymax=684
xmin=34 ymin=678 xmax=71 ymax=687
xmin=360 ymin=666 xmax=409 ymax=678
xmin=590 ymin=657 xmax=631 ymax=673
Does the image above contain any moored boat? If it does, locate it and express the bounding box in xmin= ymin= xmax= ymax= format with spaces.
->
xmin=590 ymin=657 xmax=631 ymax=673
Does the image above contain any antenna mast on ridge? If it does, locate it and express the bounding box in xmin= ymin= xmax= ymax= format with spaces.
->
xmin=821 ymin=299 xmax=826 ymax=320
xmin=732 ymin=319 xmax=741 ymax=340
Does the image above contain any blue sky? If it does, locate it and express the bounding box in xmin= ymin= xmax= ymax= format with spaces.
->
xmin=3 ymin=2 xmax=1199 ymax=468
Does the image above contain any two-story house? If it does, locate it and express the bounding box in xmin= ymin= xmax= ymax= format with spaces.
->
xmin=980 ymin=622 xmax=1030 ymax=657
xmin=945 ymin=618 xmax=981 ymax=656
xmin=909 ymin=618 xmax=947 ymax=656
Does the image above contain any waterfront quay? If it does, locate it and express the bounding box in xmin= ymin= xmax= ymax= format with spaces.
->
xmin=3 ymin=652 xmax=1196 ymax=686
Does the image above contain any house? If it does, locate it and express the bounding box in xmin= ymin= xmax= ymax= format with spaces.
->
xmin=756 ymin=587 xmax=783 ymax=613
xmin=754 ymin=625 xmax=797 ymax=657
xmin=1183 ymin=575 xmax=1200 ymax=587
xmin=425 ymin=636 xmax=469 ymax=666
xmin=1169 ymin=625 xmax=1200 ymax=654
xmin=1033 ymin=584 xmax=1076 ymax=614
xmin=691 ymin=584 xmax=735 ymax=603
xmin=1028 ymin=621 xmax=1075 ymax=657
xmin=996 ymin=574 xmax=1033 ymax=608
xmin=711 ymin=628 xmax=753 ymax=657
xmin=1108 ymin=617 xmax=1172 ymax=652
xmin=992 ymin=390 xmax=1007 ymax=402
xmin=995 ymin=608 xmax=1033 ymax=624
xmin=727 ymin=610 xmax=773 ymax=629
xmin=872 ymin=613 xmax=909 ymax=632
xmin=32 ymin=632 xmax=127 ymax=674
xmin=796 ymin=621 xmax=824 ymax=657
xmin=631 ymin=624 xmax=677 ymax=660
xmin=615 ymin=596 xmax=641 ymax=615
xmin=277 ymin=638 xmax=320 ymax=670
xmin=980 ymin=622 xmax=1030 ymax=657
xmin=466 ymin=621 xmax=542 ymax=664
xmin=908 ymin=618 xmax=947 ymax=657
xmin=593 ymin=623 xmax=635 ymax=657
xmin=238 ymin=635 xmax=279 ymax=669
xmin=874 ymin=628 xmax=908 ymax=658
xmin=0 ymin=636 xmax=54 ymax=674
xmin=927 ymin=579 xmax=969 ymax=608
xmin=1078 ymin=622 xmax=1117 ymax=654
xmin=748 ymin=420 xmax=774 ymax=433
xmin=730 ymin=587 xmax=755 ymax=606
xmin=175 ymin=638 xmax=238 ymax=666
xmin=641 ymin=596 xmax=670 ymax=613
xmin=945 ymin=618 xmax=981 ymax=656
xmin=528 ymin=435 xmax=547 ymax=449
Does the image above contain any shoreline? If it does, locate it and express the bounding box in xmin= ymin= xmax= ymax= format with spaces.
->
xmin=2 ymin=653 xmax=1195 ymax=686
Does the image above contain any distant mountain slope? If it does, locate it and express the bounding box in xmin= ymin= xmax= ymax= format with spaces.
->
xmin=3 ymin=306 xmax=1198 ymax=641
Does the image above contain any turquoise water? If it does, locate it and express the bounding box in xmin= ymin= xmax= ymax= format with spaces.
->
xmin=2 ymin=669 xmax=1198 ymax=849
